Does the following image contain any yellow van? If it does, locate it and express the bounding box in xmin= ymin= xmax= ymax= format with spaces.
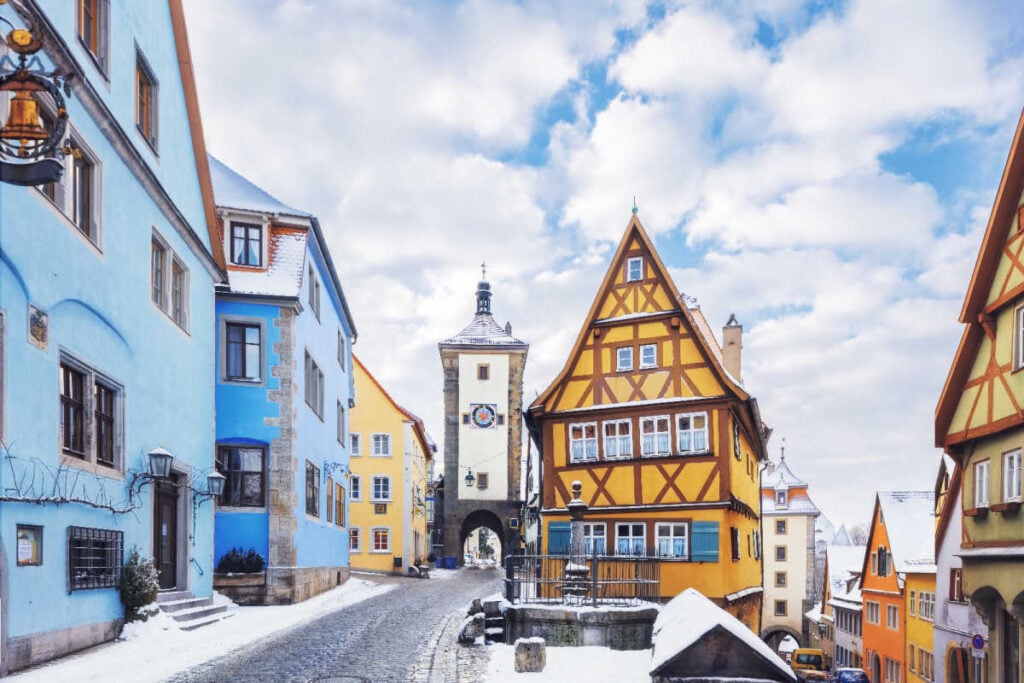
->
xmin=790 ymin=648 xmax=829 ymax=681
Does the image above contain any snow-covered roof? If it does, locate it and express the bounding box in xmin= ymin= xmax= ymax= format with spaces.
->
xmin=828 ymin=544 xmax=866 ymax=605
xmin=650 ymin=588 xmax=797 ymax=681
xmin=762 ymin=457 xmax=807 ymax=489
xmin=224 ymin=227 xmax=308 ymax=298
xmin=831 ymin=524 xmax=853 ymax=546
xmin=209 ymin=155 xmax=309 ymax=217
xmin=878 ymin=491 xmax=936 ymax=574
xmin=762 ymin=489 xmax=820 ymax=516
xmin=441 ymin=312 xmax=526 ymax=347
xmin=805 ymin=601 xmax=823 ymax=623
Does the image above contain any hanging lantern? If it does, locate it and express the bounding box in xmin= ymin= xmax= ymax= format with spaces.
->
xmin=465 ymin=469 xmax=476 ymax=488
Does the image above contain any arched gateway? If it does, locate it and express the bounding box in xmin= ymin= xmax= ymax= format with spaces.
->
xmin=436 ymin=271 xmax=528 ymax=563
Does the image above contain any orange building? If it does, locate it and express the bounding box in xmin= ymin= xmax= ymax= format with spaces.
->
xmin=526 ymin=214 xmax=769 ymax=629
xmin=860 ymin=491 xmax=935 ymax=683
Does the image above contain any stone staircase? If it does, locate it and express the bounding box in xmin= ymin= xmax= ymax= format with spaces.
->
xmin=157 ymin=590 xmax=235 ymax=631
xmin=483 ymin=599 xmax=506 ymax=643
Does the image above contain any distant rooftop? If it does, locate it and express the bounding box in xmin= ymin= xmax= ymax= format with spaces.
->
xmin=878 ymin=490 xmax=936 ymax=574
xmin=440 ymin=277 xmax=526 ymax=348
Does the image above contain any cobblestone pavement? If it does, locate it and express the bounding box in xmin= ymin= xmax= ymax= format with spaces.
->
xmin=166 ymin=568 xmax=502 ymax=683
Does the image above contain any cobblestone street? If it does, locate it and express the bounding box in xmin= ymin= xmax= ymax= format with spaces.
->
xmin=167 ymin=568 xmax=503 ymax=683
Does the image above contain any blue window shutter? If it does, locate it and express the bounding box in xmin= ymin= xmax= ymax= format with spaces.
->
xmin=548 ymin=522 xmax=571 ymax=554
xmin=691 ymin=521 xmax=719 ymax=562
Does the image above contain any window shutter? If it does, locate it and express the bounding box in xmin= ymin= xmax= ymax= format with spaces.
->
xmin=548 ymin=522 xmax=570 ymax=555
xmin=691 ymin=521 xmax=719 ymax=562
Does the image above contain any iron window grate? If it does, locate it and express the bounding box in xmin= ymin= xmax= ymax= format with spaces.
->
xmin=67 ymin=526 xmax=123 ymax=591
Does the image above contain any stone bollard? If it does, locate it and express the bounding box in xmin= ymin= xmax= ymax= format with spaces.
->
xmin=514 ymin=637 xmax=546 ymax=673
xmin=458 ymin=612 xmax=486 ymax=644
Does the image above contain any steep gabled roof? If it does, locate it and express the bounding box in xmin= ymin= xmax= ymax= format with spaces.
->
xmin=936 ymin=109 xmax=1024 ymax=447
xmin=531 ymin=213 xmax=751 ymax=409
xmin=354 ymin=355 xmax=435 ymax=458
xmin=209 ymin=156 xmax=309 ymax=217
xmin=877 ymin=491 xmax=936 ymax=575
xmin=935 ymin=457 xmax=962 ymax=557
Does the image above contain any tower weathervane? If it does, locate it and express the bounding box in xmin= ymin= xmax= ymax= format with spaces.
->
xmin=481 ymin=261 xmax=487 ymax=280
xmin=632 ymin=196 xmax=638 ymax=215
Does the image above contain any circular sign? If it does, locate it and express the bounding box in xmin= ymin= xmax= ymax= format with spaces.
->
xmin=470 ymin=404 xmax=496 ymax=428
xmin=972 ymin=633 xmax=985 ymax=649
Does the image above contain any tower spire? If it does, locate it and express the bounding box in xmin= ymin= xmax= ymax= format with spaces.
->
xmin=476 ymin=265 xmax=492 ymax=315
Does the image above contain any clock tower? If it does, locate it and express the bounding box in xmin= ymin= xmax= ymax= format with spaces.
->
xmin=438 ymin=271 xmax=528 ymax=561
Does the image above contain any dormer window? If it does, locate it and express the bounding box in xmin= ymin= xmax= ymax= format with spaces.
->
xmin=230 ymin=222 xmax=263 ymax=267
xmin=627 ymin=257 xmax=643 ymax=282
xmin=776 ymin=490 xmax=787 ymax=506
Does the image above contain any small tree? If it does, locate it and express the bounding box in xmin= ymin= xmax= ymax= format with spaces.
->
xmin=120 ymin=546 xmax=159 ymax=622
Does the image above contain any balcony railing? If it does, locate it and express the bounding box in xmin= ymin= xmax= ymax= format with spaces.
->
xmin=504 ymin=552 xmax=660 ymax=607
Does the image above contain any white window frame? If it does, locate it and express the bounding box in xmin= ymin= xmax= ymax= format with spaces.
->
xmin=616 ymin=347 xmax=633 ymax=372
xmin=583 ymin=522 xmax=606 ymax=555
xmin=1015 ymin=304 xmax=1024 ymax=370
xmin=371 ymin=433 xmax=391 ymax=456
xmin=639 ymin=343 xmax=657 ymax=369
xmin=655 ymin=522 xmax=689 ymax=559
xmin=371 ymin=475 xmax=391 ymax=502
xmin=640 ymin=415 xmax=671 ymax=457
xmin=336 ymin=400 xmax=345 ymax=445
xmin=615 ymin=522 xmax=646 ymax=556
xmin=135 ymin=48 xmax=159 ymax=151
xmin=350 ymin=433 xmax=361 ymax=456
xmin=150 ymin=230 xmax=189 ymax=332
xmin=1004 ymin=449 xmax=1022 ymax=502
xmin=371 ymin=527 xmax=391 ymax=553
xmin=59 ymin=354 xmax=124 ymax=474
xmin=602 ymin=419 xmax=632 ymax=460
xmin=676 ymin=411 xmax=708 ymax=454
xmin=974 ymin=459 xmax=990 ymax=508
xmin=349 ymin=526 xmax=361 ymax=552
xmin=776 ymin=490 xmax=787 ymax=506
xmin=866 ymin=601 xmax=880 ymax=625
xmin=909 ymin=589 xmax=916 ymax=616
xmin=919 ymin=591 xmax=935 ymax=621
xmin=626 ymin=257 xmax=643 ymax=282
xmin=886 ymin=604 xmax=899 ymax=630
xmin=349 ymin=474 xmax=361 ymax=501
xmin=304 ymin=350 xmax=324 ymax=417
xmin=568 ymin=422 xmax=598 ymax=463
xmin=228 ymin=220 xmax=264 ymax=267
xmin=337 ymin=329 xmax=345 ymax=370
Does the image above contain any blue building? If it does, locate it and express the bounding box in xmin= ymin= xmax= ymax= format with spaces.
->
xmin=209 ymin=157 xmax=357 ymax=604
xmin=0 ymin=0 xmax=224 ymax=673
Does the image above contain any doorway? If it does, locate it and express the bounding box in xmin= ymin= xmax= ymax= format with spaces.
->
xmin=154 ymin=478 xmax=179 ymax=590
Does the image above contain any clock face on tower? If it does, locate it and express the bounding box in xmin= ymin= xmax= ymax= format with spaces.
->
xmin=470 ymin=403 xmax=497 ymax=429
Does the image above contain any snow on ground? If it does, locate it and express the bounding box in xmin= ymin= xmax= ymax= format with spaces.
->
xmin=8 ymin=578 xmax=394 ymax=683
xmin=483 ymin=644 xmax=652 ymax=683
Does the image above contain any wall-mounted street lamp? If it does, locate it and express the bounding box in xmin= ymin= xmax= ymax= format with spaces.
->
xmin=464 ymin=469 xmax=476 ymax=488
xmin=147 ymin=446 xmax=174 ymax=478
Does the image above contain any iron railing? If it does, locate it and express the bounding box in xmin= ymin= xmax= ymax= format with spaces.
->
xmin=504 ymin=552 xmax=660 ymax=607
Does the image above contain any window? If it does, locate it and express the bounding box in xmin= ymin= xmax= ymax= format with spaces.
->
xmin=372 ymin=433 xmax=391 ymax=456
xmin=616 ymin=523 xmax=645 ymax=556
xmin=305 ymin=461 xmax=320 ymax=517
xmin=135 ymin=52 xmax=158 ymax=148
xmin=151 ymin=233 xmax=188 ymax=330
xmin=910 ymin=589 xmax=916 ymax=616
xmin=919 ymin=591 xmax=935 ymax=621
xmin=60 ymin=358 xmax=121 ymax=470
xmin=170 ymin=259 xmax=188 ymax=327
xmin=68 ymin=526 xmax=122 ymax=591
xmin=775 ymin=600 xmax=787 ymax=616
xmin=775 ymin=545 xmax=786 ymax=561
xmin=72 ymin=150 xmax=96 ymax=238
xmin=372 ymin=528 xmax=390 ymax=553
xmin=676 ymin=412 xmax=708 ymax=453
xmin=884 ymin=656 xmax=901 ymax=683
xmin=326 ymin=477 xmax=334 ymax=524
xmin=477 ymin=364 xmax=489 ymax=380
xmin=474 ymin=472 xmax=489 ymax=490
xmin=866 ymin=601 xmax=880 ymax=625
xmin=350 ymin=433 xmax=361 ymax=456
xmin=776 ymin=490 xmax=787 ymax=506
xmin=603 ymin=419 xmax=632 ymax=459
xmin=151 ymin=239 xmax=166 ymax=309
xmin=307 ymin=264 xmax=321 ymax=320
xmin=335 ymin=483 xmax=345 ymax=526
xmin=919 ymin=649 xmax=933 ymax=680
xmin=871 ymin=552 xmax=877 ymax=574
xmin=775 ymin=571 xmax=787 ymax=587
xmin=230 ymin=222 xmax=262 ymax=266
xmin=776 ymin=519 xmax=787 ymax=534
xmin=640 ymin=416 xmax=671 ymax=457
xmin=616 ymin=347 xmax=633 ymax=372
xmin=730 ymin=527 xmax=740 ymax=561
xmin=337 ymin=330 xmax=345 ymax=369
xmin=371 ymin=476 xmax=391 ymax=502
xmin=639 ymin=344 xmax=657 ymax=369
xmin=350 ymin=475 xmax=361 ymax=500
xmin=337 ymin=401 xmax=345 ymax=444
xmin=950 ymin=568 xmax=964 ymax=602
xmin=569 ymin=422 xmax=598 ymax=462
xmin=77 ymin=0 xmax=108 ymax=70
xmin=1004 ymin=449 xmax=1022 ymax=502
xmin=350 ymin=527 xmax=361 ymax=552
xmin=733 ymin=421 xmax=741 ymax=460
xmin=225 ymin=322 xmax=262 ymax=381
xmin=975 ymin=460 xmax=991 ymax=508
xmin=877 ymin=545 xmax=890 ymax=577
xmin=753 ymin=530 xmax=761 ymax=559
xmin=1016 ymin=305 xmax=1024 ymax=370
xmin=304 ymin=351 xmax=324 ymax=417
xmin=583 ymin=522 xmax=607 ymax=555
xmin=909 ymin=644 xmax=916 ymax=672
xmin=886 ymin=604 xmax=899 ymax=630
xmin=626 ymin=257 xmax=643 ymax=282
xmin=656 ymin=523 xmax=688 ymax=559
xmin=216 ymin=446 xmax=265 ymax=507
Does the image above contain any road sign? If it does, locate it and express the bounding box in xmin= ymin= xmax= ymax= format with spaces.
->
xmin=972 ymin=633 xmax=985 ymax=649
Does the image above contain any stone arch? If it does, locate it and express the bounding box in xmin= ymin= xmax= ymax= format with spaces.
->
xmin=944 ymin=640 xmax=972 ymax=683
xmin=870 ymin=651 xmax=881 ymax=683
xmin=970 ymin=585 xmax=1005 ymax=627
xmin=761 ymin=626 xmax=802 ymax=652
xmin=459 ymin=509 xmax=507 ymax=565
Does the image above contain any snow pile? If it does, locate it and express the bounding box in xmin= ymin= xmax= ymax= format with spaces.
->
xmin=485 ymin=643 xmax=651 ymax=682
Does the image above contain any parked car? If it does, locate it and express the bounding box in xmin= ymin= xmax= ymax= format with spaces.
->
xmin=791 ymin=648 xmax=829 ymax=681
xmin=832 ymin=668 xmax=870 ymax=683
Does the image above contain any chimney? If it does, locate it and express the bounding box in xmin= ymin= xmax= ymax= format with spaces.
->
xmin=722 ymin=313 xmax=742 ymax=382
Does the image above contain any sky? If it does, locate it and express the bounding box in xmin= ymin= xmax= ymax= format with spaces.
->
xmin=182 ymin=0 xmax=1024 ymax=530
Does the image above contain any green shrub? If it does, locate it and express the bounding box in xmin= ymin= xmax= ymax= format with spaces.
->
xmin=120 ymin=546 xmax=159 ymax=622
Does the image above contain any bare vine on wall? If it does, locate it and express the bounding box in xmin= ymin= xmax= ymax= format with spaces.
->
xmin=1 ymin=439 xmax=148 ymax=514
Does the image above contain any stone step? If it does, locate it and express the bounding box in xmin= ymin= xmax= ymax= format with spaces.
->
xmin=179 ymin=610 xmax=236 ymax=632
xmin=169 ymin=603 xmax=230 ymax=623
xmin=157 ymin=590 xmax=193 ymax=603
xmin=159 ymin=596 xmax=214 ymax=613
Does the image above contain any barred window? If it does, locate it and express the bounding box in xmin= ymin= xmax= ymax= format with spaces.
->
xmin=68 ymin=526 xmax=122 ymax=591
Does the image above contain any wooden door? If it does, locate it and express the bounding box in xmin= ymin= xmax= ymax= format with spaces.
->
xmin=154 ymin=479 xmax=178 ymax=590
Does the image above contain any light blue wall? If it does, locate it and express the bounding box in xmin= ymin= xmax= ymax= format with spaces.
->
xmin=0 ymin=0 xmax=218 ymax=644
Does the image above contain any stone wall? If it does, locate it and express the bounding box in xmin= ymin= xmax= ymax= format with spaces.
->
xmin=216 ymin=567 xmax=351 ymax=606
xmin=5 ymin=617 xmax=122 ymax=674
xmin=505 ymin=605 xmax=659 ymax=650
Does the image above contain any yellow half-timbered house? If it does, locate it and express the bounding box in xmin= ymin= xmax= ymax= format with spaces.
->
xmin=526 ymin=214 xmax=769 ymax=629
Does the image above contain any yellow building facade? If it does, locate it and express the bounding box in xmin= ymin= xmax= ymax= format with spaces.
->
xmin=905 ymin=572 xmax=937 ymax=683
xmin=349 ymin=356 xmax=434 ymax=574
xmin=526 ymin=215 xmax=768 ymax=629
